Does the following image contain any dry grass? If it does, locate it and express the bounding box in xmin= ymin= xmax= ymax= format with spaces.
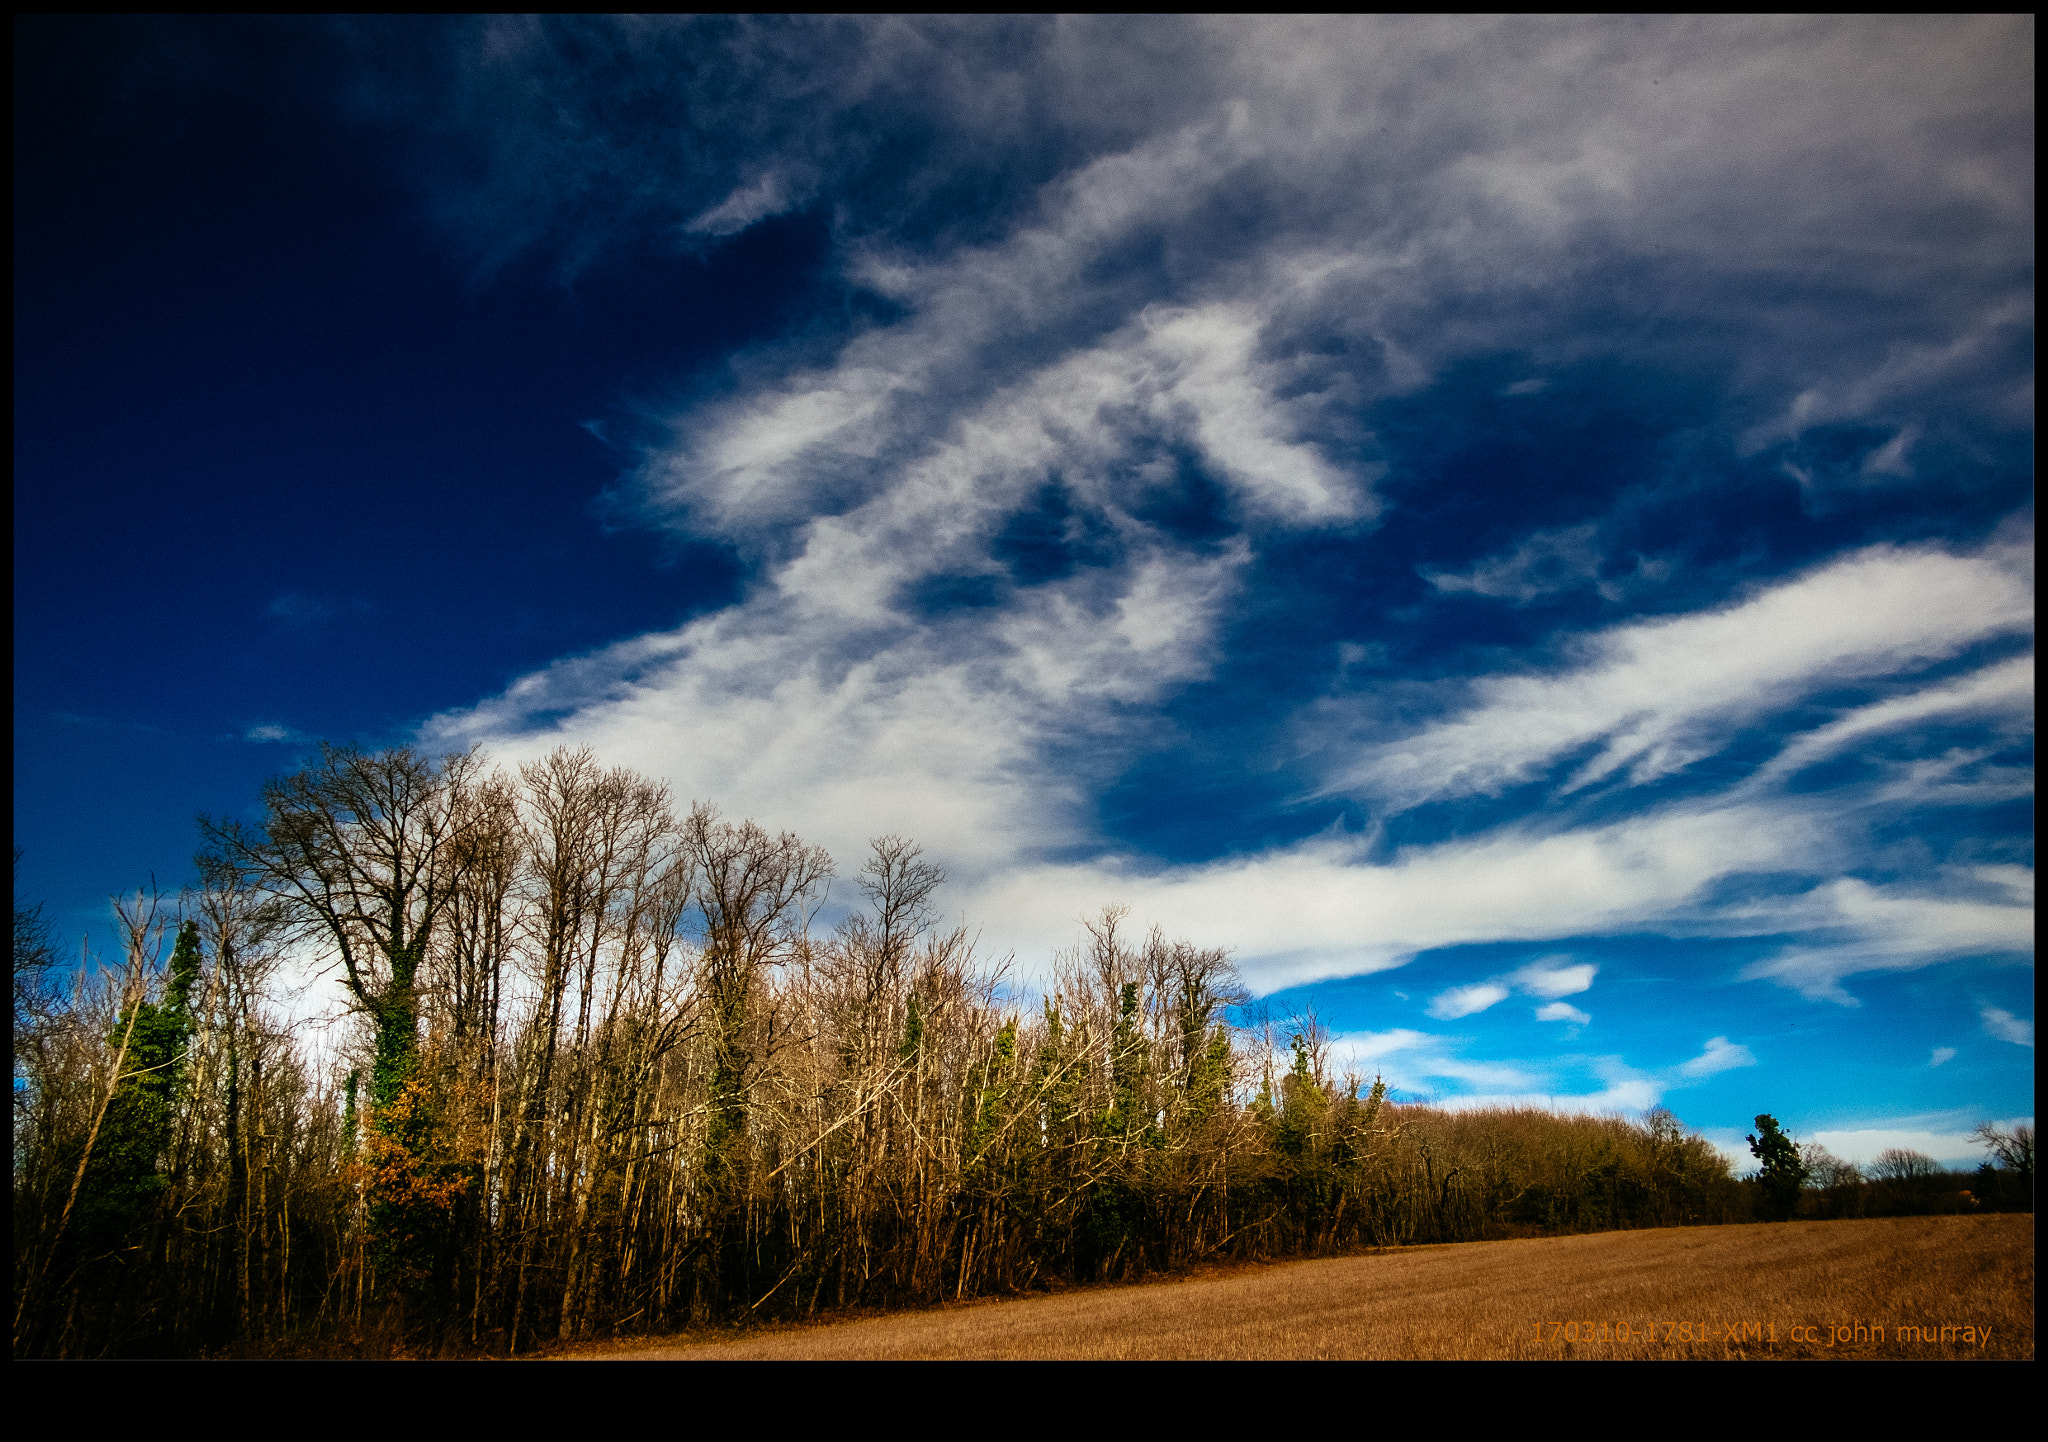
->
xmin=577 ymin=1215 xmax=2031 ymax=1360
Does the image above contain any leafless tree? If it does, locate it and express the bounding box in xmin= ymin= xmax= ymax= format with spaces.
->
xmin=682 ymin=804 xmax=831 ymax=1186
xmin=1970 ymin=1120 xmax=2034 ymax=1199
xmin=200 ymin=743 xmax=487 ymax=1109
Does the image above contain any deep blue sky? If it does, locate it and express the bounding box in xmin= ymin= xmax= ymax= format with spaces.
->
xmin=15 ymin=17 xmax=2032 ymax=1169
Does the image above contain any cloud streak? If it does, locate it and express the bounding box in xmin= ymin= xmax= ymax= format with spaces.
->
xmin=1333 ymin=541 xmax=2031 ymax=811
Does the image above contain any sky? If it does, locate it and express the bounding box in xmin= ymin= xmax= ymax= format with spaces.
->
xmin=14 ymin=16 xmax=2033 ymax=1171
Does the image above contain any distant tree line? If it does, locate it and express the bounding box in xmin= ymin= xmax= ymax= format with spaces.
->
xmin=12 ymin=746 xmax=2023 ymax=1357
xmin=1794 ymin=1129 xmax=2033 ymax=1221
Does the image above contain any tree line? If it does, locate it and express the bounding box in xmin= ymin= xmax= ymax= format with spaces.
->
xmin=1790 ymin=1133 xmax=2033 ymax=1220
xmin=13 ymin=743 xmax=2016 ymax=1358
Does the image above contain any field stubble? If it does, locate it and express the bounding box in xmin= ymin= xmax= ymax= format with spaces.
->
xmin=584 ymin=1215 xmax=2031 ymax=1360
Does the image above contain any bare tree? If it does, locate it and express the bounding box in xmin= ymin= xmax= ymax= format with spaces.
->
xmin=682 ymin=804 xmax=831 ymax=1193
xmin=200 ymin=743 xmax=485 ymax=1110
xmin=1970 ymin=1121 xmax=2034 ymax=1202
xmin=1799 ymin=1142 xmax=1861 ymax=1190
xmin=1867 ymin=1148 xmax=1943 ymax=1183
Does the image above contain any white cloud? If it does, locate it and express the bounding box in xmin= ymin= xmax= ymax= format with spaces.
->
xmin=1513 ymin=959 xmax=1598 ymax=999
xmin=435 ymin=16 xmax=2031 ymax=460
xmin=953 ymin=794 xmax=1823 ymax=989
xmin=1677 ymin=1035 xmax=1756 ymax=1078
xmin=1980 ymin=1006 xmax=2034 ymax=1047
xmin=1414 ymin=958 xmax=1597 ymax=1029
xmin=439 ymin=616 xmax=2029 ymax=1000
xmin=1427 ymin=982 xmax=1511 ymax=1020
xmin=1432 ymin=1081 xmax=1664 ymax=1116
xmin=1744 ymin=296 xmax=2034 ymax=454
xmin=435 ymin=282 xmax=1351 ymax=888
xmin=1929 ymin=1046 xmax=1956 ymax=1067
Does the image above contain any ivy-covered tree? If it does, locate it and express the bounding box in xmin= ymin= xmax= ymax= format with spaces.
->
xmin=75 ymin=920 xmax=204 ymax=1262
xmin=199 ymin=744 xmax=487 ymax=1319
xmin=1108 ymin=980 xmax=1152 ymax=1142
xmin=1276 ymin=1034 xmax=1328 ymax=1159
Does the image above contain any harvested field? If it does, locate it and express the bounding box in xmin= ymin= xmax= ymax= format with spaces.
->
xmin=584 ymin=1215 xmax=2031 ymax=1360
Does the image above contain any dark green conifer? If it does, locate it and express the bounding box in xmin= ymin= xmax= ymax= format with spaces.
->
xmin=1180 ymin=1022 xmax=1233 ymax=1132
xmin=1747 ymin=1113 xmax=1808 ymax=1221
xmin=966 ymin=1018 xmax=1017 ymax=1174
xmin=1108 ymin=981 xmax=1147 ymax=1138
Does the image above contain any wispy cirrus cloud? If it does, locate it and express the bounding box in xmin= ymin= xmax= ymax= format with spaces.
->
xmin=265 ymin=593 xmax=333 ymax=625
xmin=1736 ymin=871 xmax=2035 ymax=1005
xmin=1329 ymin=539 xmax=2032 ymax=812
xmin=411 ymin=17 xmax=2029 ymax=1017
xmin=1423 ymin=524 xmax=1615 ymax=604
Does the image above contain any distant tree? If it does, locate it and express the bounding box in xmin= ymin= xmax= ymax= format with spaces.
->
xmin=1800 ymin=1142 xmax=1861 ymax=1190
xmin=1969 ymin=1121 xmax=2034 ymax=1207
xmin=1865 ymin=1147 xmax=1947 ymax=1212
xmin=1866 ymin=1148 xmax=1942 ymax=1183
xmin=1747 ymin=1114 xmax=1807 ymax=1221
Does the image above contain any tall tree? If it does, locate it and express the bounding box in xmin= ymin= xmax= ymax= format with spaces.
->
xmin=200 ymin=744 xmax=485 ymax=1301
xmin=1747 ymin=1113 xmax=1807 ymax=1221
xmin=682 ymin=804 xmax=831 ymax=1197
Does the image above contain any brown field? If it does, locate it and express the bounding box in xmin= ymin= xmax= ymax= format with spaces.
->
xmin=576 ymin=1215 xmax=2031 ymax=1360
